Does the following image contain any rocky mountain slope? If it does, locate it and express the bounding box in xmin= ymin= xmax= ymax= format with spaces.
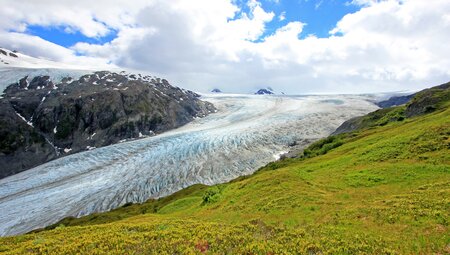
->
xmin=333 ymin=81 xmax=450 ymax=134
xmin=1 ymin=82 xmax=447 ymax=254
xmin=375 ymin=93 xmax=414 ymax=108
xmin=0 ymin=71 xmax=215 ymax=178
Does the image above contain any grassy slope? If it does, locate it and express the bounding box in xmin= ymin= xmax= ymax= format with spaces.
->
xmin=0 ymin=97 xmax=449 ymax=254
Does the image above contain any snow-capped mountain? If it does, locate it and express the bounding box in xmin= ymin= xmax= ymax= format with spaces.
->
xmin=0 ymin=49 xmax=215 ymax=177
xmin=0 ymin=48 xmax=98 ymax=94
xmin=0 ymin=48 xmax=94 ymax=70
xmin=254 ymin=88 xmax=274 ymax=95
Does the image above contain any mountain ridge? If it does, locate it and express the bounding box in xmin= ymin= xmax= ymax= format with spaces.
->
xmin=333 ymin=81 xmax=450 ymax=135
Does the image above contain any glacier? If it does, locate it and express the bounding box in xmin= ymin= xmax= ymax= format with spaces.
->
xmin=0 ymin=93 xmax=378 ymax=236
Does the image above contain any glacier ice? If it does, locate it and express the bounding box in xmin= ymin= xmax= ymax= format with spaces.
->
xmin=0 ymin=94 xmax=378 ymax=236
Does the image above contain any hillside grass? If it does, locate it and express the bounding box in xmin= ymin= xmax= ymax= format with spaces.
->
xmin=0 ymin=102 xmax=449 ymax=254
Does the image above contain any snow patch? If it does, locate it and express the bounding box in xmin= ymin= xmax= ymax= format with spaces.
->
xmin=14 ymin=111 xmax=33 ymax=127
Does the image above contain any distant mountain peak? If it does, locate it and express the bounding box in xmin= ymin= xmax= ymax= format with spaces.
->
xmin=211 ymin=88 xmax=222 ymax=93
xmin=254 ymin=88 xmax=274 ymax=95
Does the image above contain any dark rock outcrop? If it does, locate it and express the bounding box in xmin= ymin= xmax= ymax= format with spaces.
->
xmin=0 ymin=101 xmax=57 ymax=177
xmin=211 ymin=88 xmax=222 ymax=93
xmin=0 ymin=71 xmax=215 ymax=178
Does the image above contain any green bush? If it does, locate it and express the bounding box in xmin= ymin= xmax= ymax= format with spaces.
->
xmin=202 ymin=187 xmax=222 ymax=205
xmin=302 ymin=136 xmax=344 ymax=158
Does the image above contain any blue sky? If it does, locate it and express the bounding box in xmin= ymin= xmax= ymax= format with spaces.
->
xmin=25 ymin=25 xmax=118 ymax=48
xmin=1 ymin=0 xmax=449 ymax=94
xmin=24 ymin=0 xmax=361 ymax=48
xmin=260 ymin=0 xmax=360 ymax=38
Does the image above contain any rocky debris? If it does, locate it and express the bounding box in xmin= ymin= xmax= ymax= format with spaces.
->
xmin=255 ymin=88 xmax=274 ymax=95
xmin=211 ymin=88 xmax=222 ymax=93
xmin=280 ymin=139 xmax=317 ymax=159
xmin=0 ymin=71 xmax=215 ymax=178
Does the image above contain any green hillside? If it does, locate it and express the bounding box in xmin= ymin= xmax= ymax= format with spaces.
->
xmin=1 ymin=85 xmax=449 ymax=254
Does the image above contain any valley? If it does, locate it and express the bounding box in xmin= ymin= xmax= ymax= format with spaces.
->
xmin=0 ymin=82 xmax=448 ymax=254
xmin=0 ymin=93 xmax=377 ymax=236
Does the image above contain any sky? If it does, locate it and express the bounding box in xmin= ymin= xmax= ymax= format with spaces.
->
xmin=0 ymin=0 xmax=449 ymax=94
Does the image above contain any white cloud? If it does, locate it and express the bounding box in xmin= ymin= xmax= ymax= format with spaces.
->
xmin=315 ymin=0 xmax=324 ymax=10
xmin=278 ymin=11 xmax=286 ymax=21
xmin=0 ymin=31 xmax=114 ymax=69
xmin=0 ymin=0 xmax=152 ymax=37
xmin=0 ymin=0 xmax=449 ymax=94
xmin=346 ymin=0 xmax=380 ymax=7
